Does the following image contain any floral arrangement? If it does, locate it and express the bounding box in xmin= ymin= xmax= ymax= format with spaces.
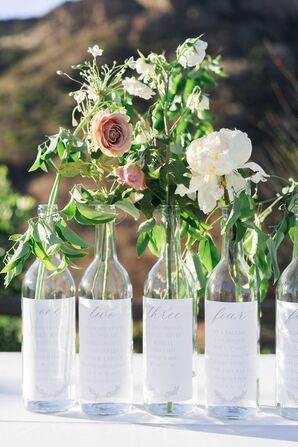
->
xmin=1 ymin=37 xmax=297 ymax=300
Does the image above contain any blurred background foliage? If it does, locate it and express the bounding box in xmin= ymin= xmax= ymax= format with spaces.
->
xmin=0 ymin=0 xmax=297 ymax=352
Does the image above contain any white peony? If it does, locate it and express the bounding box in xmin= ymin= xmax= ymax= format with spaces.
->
xmin=178 ymin=38 xmax=208 ymax=68
xmin=122 ymin=77 xmax=155 ymax=100
xmin=87 ymin=45 xmax=104 ymax=57
xmin=175 ymin=129 xmax=268 ymax=213
xmin=186 ymin=93 xmax=209 ymax=118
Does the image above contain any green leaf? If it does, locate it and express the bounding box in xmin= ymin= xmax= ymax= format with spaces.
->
xmin=59 ymin=160 xmax=90 ymax=178
xmin=116 ymin=199 xmax=140 ymax=220
xmin=137 ymin=232 xmax=150 ymax=257
xmin=266 ymin=239 xmax=280 ymax=284
xmin=223 ymin=197 xmax=241 ymax=234
xmin=198 ymin=236 xmax=220 ymax=273
xmin=236 ymin=221 xmax=247 ymax=242
xmin=77 ymin=203 xmax=115 ymax=222
xmin=1 ymin=241 xmax=31 ymax=273
xmin=9 ymin=234 xmax=23 ymax=241
xmin=62 ymin=198 xmax=77 ymax=220
xmin=190 ymin=250 xmax=207 ymax=295
xmin=239 ymin=190 xmax=255 ymax=220
xmin=29 ymin=147 xmax=43 ymax=172
xmin=31 ymin=241 xmax=57 ymax=270
xmin=57 ymin=140 xmax=66 ymax=159
xmin=62 ymin=245 xmax=87 ymax=258
xmin=168 ymin=159 xmax=189 ymax=187
xmin=138 ymin=218 xmax=156 ymax=234
xmin=55 ymin=219 xmax=89 ymax=249
xmin=148 ymin=225 xmax=166 ymax=257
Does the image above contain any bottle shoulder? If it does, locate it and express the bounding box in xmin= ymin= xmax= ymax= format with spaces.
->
xmin=79 ymin=257 xmax=132 ymax=299
xmin=276 ymin=259 xmax=298 ymax=301
xmin=22 ymin=260 xmax=76 ymax=299
xmin=206 ymin=258 xmax=253 ymax=302
xmin=144 ymin=256 xmax=193 ymax=298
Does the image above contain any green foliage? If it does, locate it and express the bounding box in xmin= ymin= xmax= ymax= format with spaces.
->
xmin=0 ymin=166 xmax=35 ymax=294
xmin=0 ymin=316 xmax=22 ymax=352
xmin=2 ymin=215 xmax=89 ymax=286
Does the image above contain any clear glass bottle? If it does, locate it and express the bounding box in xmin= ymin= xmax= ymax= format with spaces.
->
xmin=79 ymin=204 xmax=133 ymax=416
xmin=276 ymin=204 xmax=298 ymax=420
xmin=205 ymin=207 xmax=258 ymax=419
xmin=143 ymin=205 xmax=197 ymax=416
xmin=22 ymin=204 xmax=76 ymax=413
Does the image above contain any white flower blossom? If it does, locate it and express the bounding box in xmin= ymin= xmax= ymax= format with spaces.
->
xmin=73 ymin=90 xmax=86 ymax=104
xmin=135 ymin=133 xmax=147 ymax=144
xmin=87 ymin=90 xmax=99 ymax=102
xmin=175 ymin=129 xmax=268 ymax=213
xmin=186 ymin=93 xmax=209 ymax=118
xmin=88 ymin=45 xmax=103 ymax=58
xmin=126 ymin=56 xmax=136 ymax=69
xmin=135 ymin=58 xmax=155 ymax=79
xmin=177 ymin=38 xmax=208 ymax=68
xmin=122 ymin=77 xmax=155 ymax=100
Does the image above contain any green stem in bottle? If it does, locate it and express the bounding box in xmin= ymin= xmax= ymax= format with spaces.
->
xmin=163 ymin=95 xmax=173 ymax=302
xmin=102 ymin=223 xmax=110 ymax=300
xmin=293 ymin=205 xmax=298 ymax=260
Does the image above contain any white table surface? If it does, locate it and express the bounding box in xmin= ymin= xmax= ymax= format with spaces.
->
xmin=1 ymin=353 xmax=298 ymax=447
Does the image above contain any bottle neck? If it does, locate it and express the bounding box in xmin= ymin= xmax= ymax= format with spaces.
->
xmin=160 ymin=206 xmax=182 ymax=260
xmin=37 ymin=204 xmax=59 ymax=230
xmin=95 ymin=221 xmax=116 ymax=260
xmin=221 ymin=209 xmax=242 ymax=263
xmin=94 ymin=206 xmax=117 ymax=261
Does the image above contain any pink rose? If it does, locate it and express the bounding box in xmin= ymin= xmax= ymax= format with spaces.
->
xmin=90 ymin=109 xmax=132 ymax=157
xmin=116 ymin=164 xmax=147 ymax=190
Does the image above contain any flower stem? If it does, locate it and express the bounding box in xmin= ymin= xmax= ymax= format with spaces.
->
xmin=163 ymin=76 xmax=174 ymax=412
xmin=34 ymin=101 xmax=101 ymax=300
xmin=167 ymin=401 xmax=173 ymax=413
xmin=102 ymin=223 xmax=110 ymax=300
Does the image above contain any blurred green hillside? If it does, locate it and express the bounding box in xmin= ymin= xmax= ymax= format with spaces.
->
xmin=0 ymin=0 xmax=297 ymax=301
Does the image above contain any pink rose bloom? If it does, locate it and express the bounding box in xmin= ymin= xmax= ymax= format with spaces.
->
xmin=116 ymin=164 xmax=147 ymax=190
xmin=90 ymin=109 xmax=132 ymax=157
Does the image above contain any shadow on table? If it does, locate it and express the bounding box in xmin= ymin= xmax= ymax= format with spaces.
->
xmin=56 ymin=405 xmax=298 ymax=442
xmin=0 ymin=383 xmax=20 ymax=397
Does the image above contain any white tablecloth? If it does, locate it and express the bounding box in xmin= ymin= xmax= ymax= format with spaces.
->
xmin=0 ymin=353 xmax=298 ymax=447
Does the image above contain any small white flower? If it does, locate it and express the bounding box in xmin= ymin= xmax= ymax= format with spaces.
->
xmin=73 ymin=90 xmax=86 ymax=104
xmin=186 ymin=93 xmax=209 ymax=118
xmin=88 ymin=45 xmax=103 ymax=58
xmin=87 ymin=90 xmax=99 ymax=102
xmin=135 ymin=58 xmax=155 ymax=79
xmin=126 ymin=56 xmax=136 ymax=69
xmin=177 ymin=38 xmax=208 ymax=68
xmin=135 ymin=133 xmax=147 ymax=144
xmin=122 ymin=77 xmax=155 ymax=100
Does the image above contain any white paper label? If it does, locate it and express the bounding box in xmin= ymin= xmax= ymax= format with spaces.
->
xmin=277 ymin=300 xmax=298 ymax=407
xmin=79 ymin=298 xmax=132 ymax=402
xmin=143 ymin=297 xmax=193 ymax=402
xmin=205 ymin=300 xmax=258 ymax=407
xmin=22 ymin=297 xmax=76 ymax=401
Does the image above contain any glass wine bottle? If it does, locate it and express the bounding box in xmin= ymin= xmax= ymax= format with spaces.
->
xmin=79 ymin=204 xmax=133 ymax=416
xmin=276 ymin=203 xmax=298 ymax=420
xmin=22 ymin=204 xmax=76 ymax=413
xmin=143 ymin=205 xmax=197 ymax=416
xmin=205 ymin=207 xmax=258 ymax=419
